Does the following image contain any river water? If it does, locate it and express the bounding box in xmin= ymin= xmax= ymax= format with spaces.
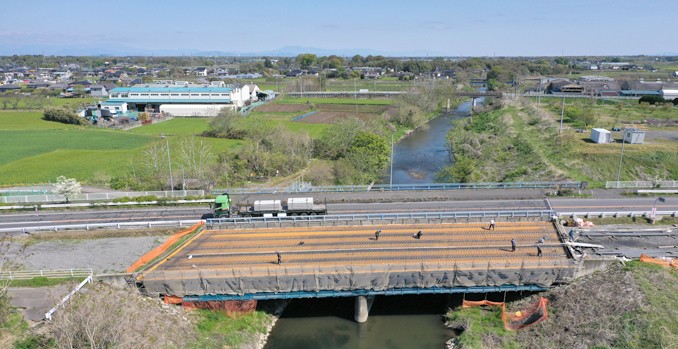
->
xmin=264 ymin=99 xmax=479 ymax=349
xmin=385 ymin=99 xmax=473 ymax=185
xmin=263 ymin=295 xmax=457 ymax=349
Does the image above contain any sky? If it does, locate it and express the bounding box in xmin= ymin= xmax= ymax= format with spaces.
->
xmin=2 ymin=0 xmax=677 ymax=57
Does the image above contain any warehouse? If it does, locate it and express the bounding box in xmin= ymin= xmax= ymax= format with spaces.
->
xmin=104 ymin=83 xmax=254 ymax=117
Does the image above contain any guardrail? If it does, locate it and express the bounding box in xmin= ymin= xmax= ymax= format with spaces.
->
xmin=0 ymin=199 xmax=213 ymax=211
xmin=557 ymin=211 xmax=678 ymax=218
xmin=0 ymin=220 xmax=203 ymax=234
xmin=213 ymin=181 xmax=584 ymax=195
xmin=0 ymin=190 xmax=205 ymax=204
xmin=606 ymin=180 xmax=678 ymax=189
xmin=206 ymin=210 xmax=556 ymax=226
xmin=0 ymin=268 xmax=93 ymax=280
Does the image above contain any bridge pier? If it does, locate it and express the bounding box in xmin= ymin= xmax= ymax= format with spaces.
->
xmin=354 ymin=295 xmax=375 ymax=323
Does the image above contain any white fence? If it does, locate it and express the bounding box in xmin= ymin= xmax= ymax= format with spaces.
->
xmin=0 ymin=268 xmax=93 ymax=280
xmin=606 ymin=180 xmax=678 ymax=189
xmin=0 ymin=190 xmax=205 ymax=204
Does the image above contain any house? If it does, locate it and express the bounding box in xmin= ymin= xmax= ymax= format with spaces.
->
xmin=194 ymin=67 xmax=208 ymax=76
xmin=547 ymin=79 xmax=583 ymax=94
xmin=26 ymin=80 xmax=51 ymax=89
xmin=89 ymin=85 xmax=109 ymax=97
xmin=0 ymin=84 xmax=21 ymax=92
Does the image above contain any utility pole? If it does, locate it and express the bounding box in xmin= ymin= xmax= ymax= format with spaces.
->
xmin=390 ymin=130 xmax=395 ymax=187
xmin=559 ymin=93 xmax=565 ymax=134
xmin=162 ymin=134 xmax=174 ymax=195
xmin=616 ymin=130 xmax=627 ymax=185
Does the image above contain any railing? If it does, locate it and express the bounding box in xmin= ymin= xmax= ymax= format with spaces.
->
xmin=0 ymin=220 xmax=203 ymax=234
xmin=556 ymin=211 xmax=677 ymax=218
xmin=206 ymin=210 xmax=555 ymax=226
xmin=0 ymin=268 xmax=93 ymax=280
xmin=606 ymin=180 xmax=678 ymax=189
xmin=45 ymin=275 xmax=93 ymax=321
xmin=213 ymin=181 xmax=584 ymax=195
xmin=0 ymin=190 xmax=205 ymax=204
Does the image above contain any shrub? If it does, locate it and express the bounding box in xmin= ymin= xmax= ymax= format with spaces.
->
xmin=42 ymin=106 xmax=87 ymax=125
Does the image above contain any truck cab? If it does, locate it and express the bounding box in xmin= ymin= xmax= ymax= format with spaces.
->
xmin=213 ymin=194 xmax=232 ymax=218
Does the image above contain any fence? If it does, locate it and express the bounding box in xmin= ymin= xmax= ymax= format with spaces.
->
xmin=605 ymin=180 xmax=678 ymax=189
xmin=0 ymin=268 xmax=93 ymax=281
xmin=0 ymin=220 xmax=203 ymax=234
xmin=0 ymin=189 xmax=205 ymax=204
xmin=206 ymin=210 xmax=556 ymax=227
xmin=214 ymin=181 xmax=584 ymax=195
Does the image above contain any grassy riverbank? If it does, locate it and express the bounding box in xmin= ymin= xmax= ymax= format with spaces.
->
xmin=445 ymin=261 xmax=678 ymax=348
xmin=438 ymin=98 xmax=678 ymax=186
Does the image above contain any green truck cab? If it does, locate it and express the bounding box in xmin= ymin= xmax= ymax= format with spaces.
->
xmin=213 ymin=194 xmax=232 ymax=218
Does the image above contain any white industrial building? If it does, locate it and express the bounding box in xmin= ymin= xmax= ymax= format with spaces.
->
xmin=102 ymin=82 xmax=256 ymax=117
xmin=661 ymin=88 xmax=678 ymax=101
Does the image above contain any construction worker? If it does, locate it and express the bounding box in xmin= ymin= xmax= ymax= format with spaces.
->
xmin=375 ymin=229 xmax=381 ymax=241
xmin=536 ymin=244 xmax=543 ymax=257
xmin=276 ymin=251 xmax=282 ymax=265
xmin=415 ymin=230 xmax=422 ymax=239
xmin=569 ymin=229 xmax=576 ymax=242
xmin=511 ymin=238 xmax=517 ymax=252
xmin=489 ymin=219 xmax=495 ymax=230
xmin=537 ymin=236 xmax=547 ymax=244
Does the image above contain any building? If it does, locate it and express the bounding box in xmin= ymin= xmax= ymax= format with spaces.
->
xmin=102 ymin=82 xmax=254 ymax=117
xmin=622 ymin=128 xmax=645 ymax=144
xmin=590 ymin=128 xmax=611 ymax=144
xmin=661 ymin=88 xmax=678 ymax=101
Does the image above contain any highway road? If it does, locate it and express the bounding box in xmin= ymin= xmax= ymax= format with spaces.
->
xmin=0 ymin=196 xmax=675 ymax=230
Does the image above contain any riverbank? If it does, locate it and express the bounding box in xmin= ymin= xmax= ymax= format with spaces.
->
xmin=445 ymin=261 xmax=678 ymax=348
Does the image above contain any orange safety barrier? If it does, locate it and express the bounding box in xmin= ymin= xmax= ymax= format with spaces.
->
xmin=126 ymin=222 xmax=204 ymax=273
xmin=164 ymin=295 xmax=183 ymax=304
xmin=639 ymin=254 xmax=678 ymax=269
xmin=462 ymin=297 xmax=549 ymax=331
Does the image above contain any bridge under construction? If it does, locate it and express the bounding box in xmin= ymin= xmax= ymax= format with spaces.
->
xmin=138 ymin=218 xmax=578 ymax=321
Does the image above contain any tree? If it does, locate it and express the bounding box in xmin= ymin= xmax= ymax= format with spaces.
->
xmin=53 ymin=176 xmax=82 ymax=203
xmin=295 ymin=53 xmax=317 ymax=69
xmin=346 ymin=131 xmax=390 ymax=182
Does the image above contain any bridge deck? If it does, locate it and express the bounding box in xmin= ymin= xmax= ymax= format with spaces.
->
xmin=141 ymin=221 xmax=575 ymax=297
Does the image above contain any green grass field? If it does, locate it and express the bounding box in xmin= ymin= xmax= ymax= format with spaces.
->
xmin=0 ymin=111 xmax=75 ymax=130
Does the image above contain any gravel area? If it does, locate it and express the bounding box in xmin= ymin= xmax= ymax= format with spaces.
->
xmin=6 ymin=235 xmax=167 ymax=274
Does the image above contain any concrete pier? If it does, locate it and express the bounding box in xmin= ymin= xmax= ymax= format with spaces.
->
xmin=354 ymin=295 xmax=376 ymax=323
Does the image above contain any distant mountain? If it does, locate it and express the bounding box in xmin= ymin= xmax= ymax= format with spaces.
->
xmin=0 ymin=43 xmax=445 ymax=57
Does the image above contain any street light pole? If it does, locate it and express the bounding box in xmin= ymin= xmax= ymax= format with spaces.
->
xmin=162 ymin=134 xmax=174 ymax=195
xmin=651 ymin=197 xmax=666 ymax=224
xmin=616 ymin=129 xmax=627 ymax=185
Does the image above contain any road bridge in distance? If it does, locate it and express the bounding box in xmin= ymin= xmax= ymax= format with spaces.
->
xmin=138 ymin=219 xmax=578 ymax=322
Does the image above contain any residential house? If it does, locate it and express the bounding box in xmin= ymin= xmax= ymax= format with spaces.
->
xmin=194 ymin=67 xmax=208 ymax=77
xmin=0 ymin=84 xmax=21 ymax=92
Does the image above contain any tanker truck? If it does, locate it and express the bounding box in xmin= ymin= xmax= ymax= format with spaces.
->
xmin=213 ymin=193 xmax=327 ymax=218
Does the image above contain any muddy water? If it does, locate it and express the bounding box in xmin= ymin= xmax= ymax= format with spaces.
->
xmin=263 ymin=295 xmax=457 ymax=349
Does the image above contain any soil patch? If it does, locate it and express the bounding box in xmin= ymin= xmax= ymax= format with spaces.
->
xmin=256 ymin=104 xmax=309 ymax=113
xmin=295 ymin=111 xmax=377 ymax=124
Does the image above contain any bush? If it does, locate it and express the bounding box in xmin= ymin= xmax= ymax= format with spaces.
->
xmin=42 ymin=106 xmax=87 ymax=125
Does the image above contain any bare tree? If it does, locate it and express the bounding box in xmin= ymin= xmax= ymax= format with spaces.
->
xmin=177 ymin=135 xmax=214 ymax=188
xmin=52 ymin=284 xmax=195 ymax=349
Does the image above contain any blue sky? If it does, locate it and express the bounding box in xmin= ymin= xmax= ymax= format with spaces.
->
xmin=2 ymin=0 xmax=677 ymax=56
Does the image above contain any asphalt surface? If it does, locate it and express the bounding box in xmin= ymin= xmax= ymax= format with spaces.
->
xmin=1 ymin=189 xmax=675 ymax=231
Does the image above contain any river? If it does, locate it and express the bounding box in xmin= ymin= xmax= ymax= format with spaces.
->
xmin=263 ymin=98 xmax=481 ymax=349
xmin=385 ymin=98 xmax=473 ymax=185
